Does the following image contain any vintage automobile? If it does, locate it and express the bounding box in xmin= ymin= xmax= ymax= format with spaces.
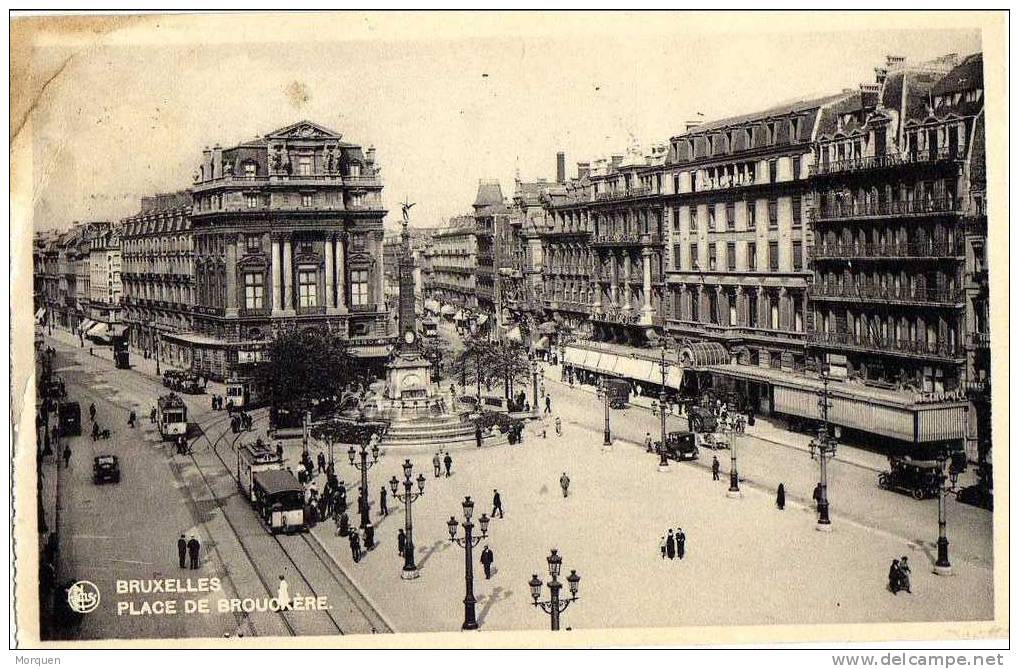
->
xmin=57 ymin=401 xmax=81 ymax=437
xmin=659 ymin=430 xmax=699 ymax=461
xmin=878 ymin=455 xmax=942 ymax=500
xmin=92 ymin=455 xmax=121 ymax=485
xmin=603 ymin=378 xmax=630 ymax=409
xmin=686 ymin=403 xmax=719 ymax=434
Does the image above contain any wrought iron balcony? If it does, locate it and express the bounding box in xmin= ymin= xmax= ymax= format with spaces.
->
xmin=590 ymin=232 xmax=662 ymax=247
xmin=808 ymin=283 xmax=964 ymax=307
xmin=812 ymin=240 xmax=966 ymax=261
xmin=808 ymin=331 xmax=963 ymax=361
xmin=591 ymin=308 xmax=641 ymax=325
xmin=810 ymin=148 xmax=965 ymax=177
xmin=811 ymin=197 xmax=963 ymax=222
xmin=966 ymin=331 xmax=991 ymax=349
xmin=594 ymin=186 xmax=655 ymax=202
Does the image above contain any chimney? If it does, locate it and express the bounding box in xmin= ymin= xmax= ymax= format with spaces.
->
xmin=212 ymin=144 xmax=223 ymax=180
xmin=874 ymin=67 xmax=888 ymax=85
xmin=577 ymin=162 xmax=590 ymax=180
xmin=610 ymin=154 xmax=623 ymax=172
xmin=202 ymin=146 xmax=212 ymax=182
xmin=685 ymin=120 xmax=702 ymax=133
xmin=556 ymin=152 xmax=566 ymax=184
xmin=886 ymin=55 xmax=906 ymax=70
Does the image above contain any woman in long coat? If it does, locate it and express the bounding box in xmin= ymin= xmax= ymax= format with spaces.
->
xmin=665 ymin=529 xmax=676 ymax=560
xmin=776 ymin=483 xmax=786 ymax=510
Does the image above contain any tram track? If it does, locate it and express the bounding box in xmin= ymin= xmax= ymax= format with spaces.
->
xmin=188 ymin=406 xmax=391 ymax=636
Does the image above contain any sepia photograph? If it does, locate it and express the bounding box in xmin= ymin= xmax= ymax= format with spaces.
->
xmin=8 ymin=9 xmax=1009 ymax=653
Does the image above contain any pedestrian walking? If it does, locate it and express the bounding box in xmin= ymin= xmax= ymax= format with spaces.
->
xmin=187 ymin=535 xmax=201 ymax=569
xmin=317 ymin=451 xmax=326 ymax=474
xmin=379 ymin=486 xmax=389 ymax=516
xmin=128 ymin=410 xmax=136 ymax=428
xmin=89 ymin=403 xmax=96 ymax=422
xmin=349 ymin=530 xmax=362 ymax=563
xmin=480 ymin=545 xmax=495 ymax=580
xmin=666 ymin=529 xmax=676 ymax=560
xmin=660 ymin=537 xmax=667 ymax=560
xmin=677 ymin=529 xmax=686 ymax=560
xmin=276 ymin=442 xmax=284 ymax=463
xmin=62 ymin=444 xmax=71 ymax=468
xmin=554 ymin=416 xmax=562 ymax=436
xmin=177 ymin=534 xmax=187 ymax=569
xmin=812 ymin=483 xmax=822 ymax=511
xmin=544 ymin=395 xmax=552 ymax=414
xmin=475 ymin=425 xmax=483 ymax=449
xmin=397 ymin=528 xmax=407 ymax=557
xmin=91 ymin=421 xmax=100 ymax=442
xmin=492 ymin=489 xmax=504 ymax=518
xmin=443 ymin=452 xmax=453 ymax=477
xmin=277 ymin=575 xmax=291 ymax=610
xmin=433 ymin=451 xmax=442 ymax=477
xmin=150 ymin=406 xmax=157 ymax=423
xmin=364 ymin=521 xmax=376 ymax=551
xmin=337 ymin=511 xmax=350 ymax=537
xmin=898 ymin=556 xmax=912 ymax=593
xmin=712 ymin=456 xmax=720 ymax=481
xmin=776 ymin=483 xmax=786 ymax=510
xmin=645 ymin=432 xmax=653 ymax=453
xmin=559 ymin=472 xmax=571 ymax=498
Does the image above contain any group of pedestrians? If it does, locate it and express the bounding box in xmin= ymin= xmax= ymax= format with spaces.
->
xmin=210 ymin=394 xmax=228 ymax=411
xmin=888 ymin=556 xmax=912 ymax=594
xmin=175 ymin=533 xmax=202 ymax=569
xmin=660 ymin=528 xmax=687 ymax=561
xmin=432 ymin=450 xmax=454 ymax=477
xmin=230 ymin=411 xmax=253 ymax=434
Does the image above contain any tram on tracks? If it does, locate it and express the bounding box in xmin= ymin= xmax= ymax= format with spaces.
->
xmin=225 ymin=377 xmax=264 ymax=409
xmin=157 ymin=392 xmax=189 ymax=441
xmin=237 ymin=439 xmax=306 ymax=533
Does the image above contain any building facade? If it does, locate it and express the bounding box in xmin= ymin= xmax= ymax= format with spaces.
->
xmin=121 ymin=191 xmax=195 ymax=367
xmin=426 ymin=216 xmax=478 ymax=312
xmin=174 ymin=120 xmax=392 ymax=381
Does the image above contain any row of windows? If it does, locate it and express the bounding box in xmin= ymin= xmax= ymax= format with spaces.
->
xmin=676 ymin=240 xmax=804 ymax=272
xmin=675 ymin=197 xmax=803 ymax=233
xmin=239 ymin=269 xmax=372 ymax=310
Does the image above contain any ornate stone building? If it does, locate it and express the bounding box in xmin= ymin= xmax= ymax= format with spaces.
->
xmin=121 ymin=191 xmax=195 ymax=367
xmin=425 ymin=216 xmax=478 ymax=312
xmin=169 ymin=121 xmax=392 ymax=381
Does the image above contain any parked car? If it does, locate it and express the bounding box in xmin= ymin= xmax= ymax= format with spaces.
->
xmin=878 ymin=456 xmax=941 ymax=500
xmin=57 ymin=401 xmax=81 ymax=437
xmin=92 ymin=455 xmax=121 ymax=484
xmin=659 ymin=430 xmax=699 ymax=461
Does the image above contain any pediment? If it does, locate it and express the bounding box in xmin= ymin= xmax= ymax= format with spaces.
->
xmin=267 ymin=121 xmax=343 ymax=141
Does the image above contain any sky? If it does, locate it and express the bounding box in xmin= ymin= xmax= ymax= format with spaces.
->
xmin=20 ymin=13 xmax=982 ymax=233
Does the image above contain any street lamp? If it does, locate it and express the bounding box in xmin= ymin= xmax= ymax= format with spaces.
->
xmin=809 ymin=371 xmax=838 ymax=532
xmin=724 ymin=415 xmax=741 ymax=498
xmin=595 ymin=378 xmax=612 ymax=450
xmin=656 ymin=338 xmax=673 ymax=472
xmin=934 ymin=452 xmax=961 ymax=576
xmin=528 ymin=549 xmax=581 ymax=631
xmin=348 ymin=434 xmax=381 ymax=528
xmin=155 ymin=333 xmax=161 ymax=376
xmin=390 ymin=458 xmax=426 ymax=579
xmin=447 ymin=495 xmax=491 ymax=630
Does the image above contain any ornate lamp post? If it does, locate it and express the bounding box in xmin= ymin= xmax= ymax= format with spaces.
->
xmin=390 ymin=459 xmax=426 ymax=579
xmin=528 ymin=549 xmax=581 ymax=631
xmin=809 ymin=371 xmax=838 ymax=531
xmin=725 ymin=415 xmax=741 ymax=498
xmin=348 ymin=435 xmax=381 ymax=529
xmin=934 ymin=452 xmax=961 ymax=576
xmin=447 ymin=496 xmax=491 ymax=630
xmin=595 ymin=379 xmax=612 ymax=450
xmin=656 ymin=338 xmax=672 ymax=472
xmin=154 ymin=333 xmax=161 ymax=376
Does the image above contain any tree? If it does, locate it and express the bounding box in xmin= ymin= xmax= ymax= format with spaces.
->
xmin=451 ymin=333 xmax=495 ymax=404
xmin=489 ymin=341 xmax=531 ymax=401
xmin=256 ymin=327 xmax=368 ymax=411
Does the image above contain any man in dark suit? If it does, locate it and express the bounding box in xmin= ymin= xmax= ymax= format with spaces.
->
xmin=177 ymin=534 xmax=187 ymax=569
xmin=187 ymin=535 xmax=201 ymax=569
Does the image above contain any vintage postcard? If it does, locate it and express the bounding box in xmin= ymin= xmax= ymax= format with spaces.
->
xmin=9 ymin=10 xmax=1009 ymax=650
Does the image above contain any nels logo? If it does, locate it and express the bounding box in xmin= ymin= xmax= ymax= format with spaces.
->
xmin=67 ymin=580 xmax=101 ymax=614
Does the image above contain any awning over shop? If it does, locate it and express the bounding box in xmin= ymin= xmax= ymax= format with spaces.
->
xmin=34 ymin=308 xmax=46 ymax=324
xmin=595 ymin=352 xmax=619 ymax=375
xmin=648 ymin=365 xmax=685 ymax=390
xmin=534 ymin=336 xmax=550 ymax=351
xmin=680 ymin=342 xmax=729 ymax=367
xmin=80 ymin=318 xmax=95 ymax=333
xmin=505 ymin=326 xmax=522 ymax=342
xmin=615 ymin=356 xmax=656 ymax=382
xmin=87 ymin=322 xmax=112 ymax=343
xmin=425 ymin=299 xmax=441 ymax=313
xmin=349 ymin=344 xmax=394 ymax=358
xmin=538 ymin=322 xmax=558 ymax=335
xmin=563 ymin=347 xmax=586 ymax=366
xmin=440 ymin=305 xmax=456 ymax=316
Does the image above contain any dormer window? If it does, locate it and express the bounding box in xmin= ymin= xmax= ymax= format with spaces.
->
xmin=768 ymin=122 xmax=778 ymax=144
xmin=789 ymin=117 xmax=800 ymax=140
xmin=243 ymin=162 xmax=257 ymax=179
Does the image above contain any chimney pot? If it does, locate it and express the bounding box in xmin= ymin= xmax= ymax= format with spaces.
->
xmin=556 ymin=151 xmax=566 ymax=184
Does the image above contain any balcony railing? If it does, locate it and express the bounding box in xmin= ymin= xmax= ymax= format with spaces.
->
xmin=812 ymin=240 xmax=966 ymax=260
xmin=594 ymin=186 xmax=655 ymax=202
xmin=808 ymin=284 xmax=964 ymax=307
xmin=810 ymin=148 xmax=965 ymax=177
xmin=590 ymin=232 xmax=662 ymax=247
xmin=808 ymin=331 xmax=963 ymax=360
xmin=348 ymin=303 xmax=381 ymax=313
xmin=966 ymin=331 xmax=991 ymax=348
xmin=811 ymin=197 xmax=963 ymax=222
xmin=591 ymin=308 xmax=641 ymax=325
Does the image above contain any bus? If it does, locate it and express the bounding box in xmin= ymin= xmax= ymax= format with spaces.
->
xmin=157 ymin=392 xmax=189 ymax=441
xmin=236 ymin=439 xmax=283 ymax=502
xmin=251 ymin=469 xmax=306 ymax=533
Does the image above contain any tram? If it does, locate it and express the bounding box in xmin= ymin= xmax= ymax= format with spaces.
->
xmin=236 ymin=439 xmax=283 ymax=502
xmin=251 ymin=469 xmax=306 ymax=533
xmin=225 ymin=377 xmax=263 ymax=409
xmin=156 ymin=392 xmax=189 ymax=441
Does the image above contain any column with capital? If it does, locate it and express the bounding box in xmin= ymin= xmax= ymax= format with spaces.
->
xmin=271 ymin=237 xmax=282 ymax=315
xmin=609 ymin=253 xmax=618 ymax=307
xmin=325 ymin=235 xmax=336 ymax=312
xmin=225 ymin=234 xmax=238 ymax=317
xmin=282 ymin=236 xmax=295 ymax=315
xmin=376 ymin=233 xmax=385 ymax=310
xmin=335 ymin=233 xmax=346 ymax=311
xmin=622 ymin=253 xmax=632 ymax=310
xmin=734 ymin=285 xmax=745 ymax=326
xmin=641 ymin=246 xmax=654 ymax=318
xmin=778 ymin=286 xmax=789 ymax=331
